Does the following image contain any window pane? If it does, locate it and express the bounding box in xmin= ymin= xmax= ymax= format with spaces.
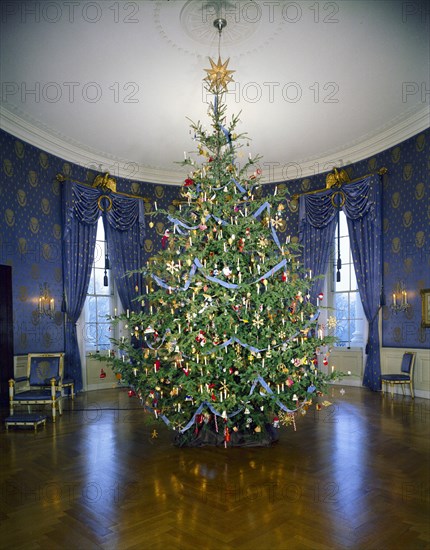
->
xmin=96 ymin=219 xmax=105 ymax=240
xmin=330 ymin=211 xmax=365 ymax=348
xmin=338 ymin=235 xmax=350 ymax=262
xmin=335 ymin=319 xmax=349 ymax=344
xmin=87 ymin=270 xmax=95 ymax=295
xmin=94 ymin=241 xmax=105 ymax=268
xmin=339 ymin=211 xmax=348 ymax=235
xmin=87 ymin=297 xmax=97 ymax=322
xmin=97 ymin=296 xmax=111 ymax=319
xmin=335 ymin=264 xmax=351 ymax=292
xmin=350 ymin=263 xmax=357 ymax=289
xmin=98 ymin=323 xmax=112 ymax=348
xmin=334 ymin=292 xmax=348 ymax=318
xmin=83 ymin=218 xmax=116 ymax=355
xmin=83 ymin=323 xmax=97 ymax=347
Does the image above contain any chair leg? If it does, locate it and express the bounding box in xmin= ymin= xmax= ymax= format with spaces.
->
xmin=390 ymin=383 xmax=394 ymax=399
xmin=382 ymin=380 xmax=387 ymax=396
xmin=410 ymin=382 xmax=414 ymax=399
xmin=401 ymin=385 xmax=405 ymax=397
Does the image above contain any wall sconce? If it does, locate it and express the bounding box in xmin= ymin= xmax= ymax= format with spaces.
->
xmin=390 ymin=281 xmax=409 ymax=314
xmin=38 ymin=282 xmax=55 ymax=318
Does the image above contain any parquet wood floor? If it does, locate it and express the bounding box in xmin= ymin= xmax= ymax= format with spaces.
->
xmin=0 ymin=385 xmax=429 ymax=550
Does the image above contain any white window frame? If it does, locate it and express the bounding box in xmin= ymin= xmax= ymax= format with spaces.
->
xmin=77 ymin=218 xmax=120 ymax=388
xmin=323 ymin=210 xmax=367 ymax=350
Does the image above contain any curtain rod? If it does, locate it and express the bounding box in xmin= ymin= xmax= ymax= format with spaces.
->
xmin=56 ymin=172 xmax=151 ymax=203
xmin=291 ymin=167 xmax=387 ymax=200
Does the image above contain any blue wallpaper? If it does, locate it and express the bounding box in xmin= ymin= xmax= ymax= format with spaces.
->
xmin=0 ymin=130 xmax=181 ymax=354
xmin=264 ymin=129 xmax=430 ymax=349
xmin=0 ymin=127 xmax=429 ymax=354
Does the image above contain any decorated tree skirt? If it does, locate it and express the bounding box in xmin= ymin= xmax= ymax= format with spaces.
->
xmin=173 ymin=423 xmax=279 ymax=448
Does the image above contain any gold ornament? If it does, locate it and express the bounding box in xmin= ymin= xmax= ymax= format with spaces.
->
xmin=279 ymin=412 xmax=296 ymax=430
xmin=270 ymin=217 xmax=283 ymax=230
xmin=258 ymin=236 xmax=269 ymax=249
xmin=166 ymin=260 xmax=179 ymax=274
xmin=252 ymin=314 xmax=264 ymax=329
xmin=204 ymin=56 xmax=235 ymax=92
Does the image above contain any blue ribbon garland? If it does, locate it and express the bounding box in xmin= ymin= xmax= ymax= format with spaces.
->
xmin=151 ymin=256 xmax=288 ymax=293
xmin=171 ymin=374 xmax=314 ymax=433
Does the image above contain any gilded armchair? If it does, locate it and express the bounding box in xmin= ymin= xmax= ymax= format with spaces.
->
xmin=9 ymin=353 xmax=65 ymax=421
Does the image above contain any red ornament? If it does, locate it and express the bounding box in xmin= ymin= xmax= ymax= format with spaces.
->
xmin=154 ymin=359 xmax=161 ymax=372
xmin=323 ymin=357 xmax=328 ymax=366
xmin=161 ymin=230 xmax=170 ymax=249
xmin=99 ymin=368 xmax=106 ymax=379
xmin=195 ymin=330 xmax=206 ymax=344
xmin=282 ymin=272 xmax=287 ymax=282
xmin=128 ymin=390 xmax=136 ymax=397
xmin=184 ymin=178 xmax=195 ymax=186
xmin=318 ymin=292 xmax=324 ymax=301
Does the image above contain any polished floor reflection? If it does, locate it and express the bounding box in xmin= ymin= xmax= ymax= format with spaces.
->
xmin=1 ymin=386 xmax=429 ymax=549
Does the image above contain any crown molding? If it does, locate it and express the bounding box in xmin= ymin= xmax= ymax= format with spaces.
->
xmin=1 ymin=104 xmax=429 ymax=186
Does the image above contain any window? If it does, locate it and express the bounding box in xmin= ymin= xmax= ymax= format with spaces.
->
xmin=82 ymin=218 xmax=117 ymax=353
xmin=328 ymin=210 xmax=365 ymax=348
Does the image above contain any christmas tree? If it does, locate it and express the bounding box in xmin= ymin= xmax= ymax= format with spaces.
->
xmin=106 ymin=57 xmax=339 ymax=447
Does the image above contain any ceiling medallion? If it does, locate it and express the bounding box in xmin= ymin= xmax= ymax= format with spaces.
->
xmin=180 ymin=1 xmax=260 ymax=47
xmin=154 ymin=1 xmax=285 ymax=56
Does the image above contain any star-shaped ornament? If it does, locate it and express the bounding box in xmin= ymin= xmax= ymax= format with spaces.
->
xmin=204 ymin=56 xmax=235 ymax=92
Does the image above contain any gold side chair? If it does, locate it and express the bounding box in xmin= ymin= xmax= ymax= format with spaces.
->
xmin=381 ymin=351 xmax=416 ymax=399
xmin=9 ymin=353 xmax=65 ymax=421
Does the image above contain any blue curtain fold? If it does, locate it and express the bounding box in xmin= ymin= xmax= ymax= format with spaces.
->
xmin=103 ymin=196 xmax=146 ymax=312
xmin=345 ymin=176 xmax=382 ymax=390
xmin=62 ymin=182 xmax=145 ymax=391
xmin=62 ymin=183 xmax=100 ymax=391
xmin=299 ymin=190 xmax=338 ymax=300
xmin=299 ymin=175 xmax=383 ymax=391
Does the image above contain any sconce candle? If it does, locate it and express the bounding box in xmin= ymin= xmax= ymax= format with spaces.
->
xmin=391 ymin=282 xmax=410 ymax=314
xmin=36 ymin=282 xmax=55 ymax=318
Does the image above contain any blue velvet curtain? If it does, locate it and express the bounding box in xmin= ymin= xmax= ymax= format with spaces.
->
xmin=299 ymin=175 xmax=383 ymax=391
xmin=103 ymin=195 xmax=146 ymax=312
xmin=62 ymin=183 xmax=100 ymax=391
xmin=344 ymin=176 xmax=383 ymax=390
xmin=62 ymin=182 xmax=145 ymax=391
xmin=299 ymin=189 xmax=338 ymax=300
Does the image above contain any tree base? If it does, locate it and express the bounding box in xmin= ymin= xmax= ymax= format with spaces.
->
xmin=173 ymin=423 xmax=279 ymax=448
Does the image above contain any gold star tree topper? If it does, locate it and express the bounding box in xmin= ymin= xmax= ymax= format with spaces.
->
xmin=204 ymin=56 xmax=235 ymax=92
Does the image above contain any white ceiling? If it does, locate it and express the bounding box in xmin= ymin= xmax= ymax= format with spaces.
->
xmin=1 ymin=0 xmax=429 ymax=184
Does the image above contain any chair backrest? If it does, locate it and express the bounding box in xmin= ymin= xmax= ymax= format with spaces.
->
xmin=27 ymin=353 xmax=64 ymax=386
xmin=400 ymin=352 xmax=416 ymax=376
